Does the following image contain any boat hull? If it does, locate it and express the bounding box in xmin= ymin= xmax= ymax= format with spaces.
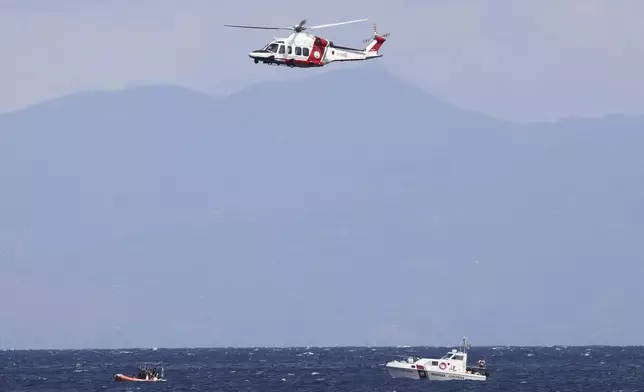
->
xmin=386 ymin=362 xmax=486 ymax=381
xmin=424 ymin=370 xmax=486 ymax=381
xmin=386 ymin=362 xmax=422 ymax=379
xmin=114 ymin=374 xmax=164 ymax=382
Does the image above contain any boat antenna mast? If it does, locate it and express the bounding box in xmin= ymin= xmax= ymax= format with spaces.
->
xmin=461 ymin=336 xmax=471 ymax=354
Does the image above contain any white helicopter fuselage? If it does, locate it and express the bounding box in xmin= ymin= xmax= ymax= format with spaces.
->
xmin=248 ymin=31 xmax=386 ymax=68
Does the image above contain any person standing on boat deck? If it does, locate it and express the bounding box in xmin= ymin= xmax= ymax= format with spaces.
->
xmin=477 ymin=357 xmax=486 ymax=368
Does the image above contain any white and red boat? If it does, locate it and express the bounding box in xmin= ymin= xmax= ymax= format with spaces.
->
xmin=386 ymin=337 xmax=489 ymax=381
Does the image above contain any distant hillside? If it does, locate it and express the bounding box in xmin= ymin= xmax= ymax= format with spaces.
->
xmin=1 ymin=66 xmax=643 ymax=349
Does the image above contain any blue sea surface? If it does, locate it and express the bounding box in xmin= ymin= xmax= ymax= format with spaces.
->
xmin=1 ymin=346 xmax=642 ymax=391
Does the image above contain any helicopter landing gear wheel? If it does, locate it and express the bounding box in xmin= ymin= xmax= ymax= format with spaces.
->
xmin=254 ymin=59 xmax=259 ymax=64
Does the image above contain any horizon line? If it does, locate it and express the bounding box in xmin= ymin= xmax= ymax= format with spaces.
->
xmin=2 ymin=344 xmax=642 ymax=351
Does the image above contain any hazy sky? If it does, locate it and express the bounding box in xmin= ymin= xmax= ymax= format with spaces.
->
xmin=2 ymin=0 xmax=643 ymax=122
xmin=2 ymin=2 xmax=644 ymax=350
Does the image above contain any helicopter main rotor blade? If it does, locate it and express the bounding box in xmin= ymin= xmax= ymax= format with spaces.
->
xmin=224 ymin=24 xmax=293 ymax=31
xmin=306 ymin=18 xmax=368 ymax=30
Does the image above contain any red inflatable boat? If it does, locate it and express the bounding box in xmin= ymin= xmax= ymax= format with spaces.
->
xmin=114 ymin=362 xmax=165 ymax=382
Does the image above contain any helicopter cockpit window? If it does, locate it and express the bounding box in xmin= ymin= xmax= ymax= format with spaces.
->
xmin=278 ymin=45 xmax=285 ymax=54
xmin=265 ymin=43 xmax=279 ymax=53
xmin=288 ymin=46 xmax=292 ymax=54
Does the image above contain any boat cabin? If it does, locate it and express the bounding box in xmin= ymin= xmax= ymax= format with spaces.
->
xmin=417 ymin=338 xmax=487 ymax=375
xmin=433 ymin=346 xmax=487 ymax=376
xmin=434 ymin=349 xmax=468 ymax=373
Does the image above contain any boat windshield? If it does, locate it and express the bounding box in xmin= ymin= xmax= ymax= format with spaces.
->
xmin=441 ymin=353 xmax=454 ymax=359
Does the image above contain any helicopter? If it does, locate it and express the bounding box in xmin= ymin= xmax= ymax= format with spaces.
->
xmin=224 ymin=18 xmax=389 ymax=68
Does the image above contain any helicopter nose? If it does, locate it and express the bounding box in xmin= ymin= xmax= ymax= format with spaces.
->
xmin=249 ymin=51 xmax=272 ymax=59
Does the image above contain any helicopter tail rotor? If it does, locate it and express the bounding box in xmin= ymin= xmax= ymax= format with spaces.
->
xmin=362 ymin=23 xmax=389 ymax=54
xmin=362 ymin=23 xmax=390 ymax=44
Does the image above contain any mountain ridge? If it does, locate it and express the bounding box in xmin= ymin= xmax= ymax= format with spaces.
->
xmin=1 ymin=65 xmax=643 ymax=348
xmin=2 ymin=66 xmax=642 ymax=125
